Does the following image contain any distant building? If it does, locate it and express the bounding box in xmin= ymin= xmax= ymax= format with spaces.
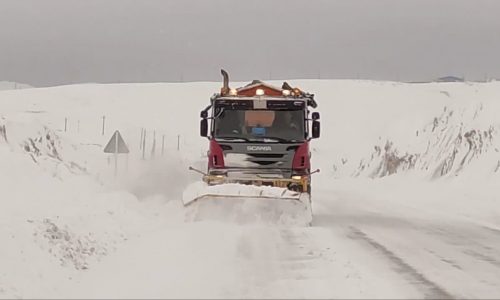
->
xmin=436 ymin=76 xmax=465 ymax=82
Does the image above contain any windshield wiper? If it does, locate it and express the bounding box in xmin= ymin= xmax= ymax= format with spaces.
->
xmin=217 ymin=136 xmax=301 ymax=143
xmin=216 ymin=136 xmax=250 ymax=142
xmin=252 ymin=136 xmax=299 ymax=143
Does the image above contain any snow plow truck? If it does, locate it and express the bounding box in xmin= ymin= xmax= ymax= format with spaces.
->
xmin=183 ymin=70 xmax=320 ymax=226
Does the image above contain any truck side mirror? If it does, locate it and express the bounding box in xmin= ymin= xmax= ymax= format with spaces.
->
xmin=312 ymin=121 xmax=320 ymax=139
xmin=200 ymin=119 xmax=208 ymax=137
xmin=312 ymin=112 xmax=320 ymax=120
xmin=200 ymin=111 xmax=208 ymax=118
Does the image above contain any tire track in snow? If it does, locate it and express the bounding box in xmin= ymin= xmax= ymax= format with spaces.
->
xmin=233 ymin=227 xmax=328 ymax=298
xmin=233 ymin=227 xmax=366 ymax=298
xmin=348 ymin=226 xmax=455 ymax=300
xmin=318 ymin=187 xmax=500 ymax=297
xmin=277 ymin=229 xmax=329 ymax=280
xmin=233 ymin=227 xmax=282 ymax=298
xmin=333 ymin=211 xmax=500 ymax=297
xmin=420 ymin=222 xmax=500 ymax=271
xmin=233 ymin=225 xmax=425 ymax=299
xmin=424 ymin=249 xmax=463 ymax=271
xmin=462 ymin=250 xmax=500 ymax=269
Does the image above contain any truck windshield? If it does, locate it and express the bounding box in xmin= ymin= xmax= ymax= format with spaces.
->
xmin=214 ymin=109 xmax=305 ymax=142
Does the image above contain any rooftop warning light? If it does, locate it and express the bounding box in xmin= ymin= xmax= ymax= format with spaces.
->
xmin=255 ymin=88 xmax=265 ymax=96
xmin=229 ymin=88 xmax=238 ymax=96
xmin=282 ymin=90 xmax=291 ymax=96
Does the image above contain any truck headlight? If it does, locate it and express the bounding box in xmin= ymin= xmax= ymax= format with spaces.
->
xmin=292 ymin=175 xmax=302 ymax=180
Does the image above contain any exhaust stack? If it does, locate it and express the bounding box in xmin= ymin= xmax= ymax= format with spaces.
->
xmin=221 ymin=69 xmax=230 ymax=95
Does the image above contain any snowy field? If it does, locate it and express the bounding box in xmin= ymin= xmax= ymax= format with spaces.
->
xmin=0 ymin=79 xmax=499 ymax=298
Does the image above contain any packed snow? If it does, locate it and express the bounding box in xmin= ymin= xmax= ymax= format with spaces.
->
xmin=0 ymin=79 xmax=499 ymax=298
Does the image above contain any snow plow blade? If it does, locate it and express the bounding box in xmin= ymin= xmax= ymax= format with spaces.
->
xmin=182 ymin=182 xmax=312 ymax=226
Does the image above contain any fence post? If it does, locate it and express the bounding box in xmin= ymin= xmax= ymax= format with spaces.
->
xmin=140 ymin=128 xmax=144 ymax=150
xmin=142 ymin=130 xmax=146 ymax=160
xmin=177 ymin=134 xmax=180 ymax=151
xmin=64 ymin=118 xmax=67 ymax=132
xmin=161 ymin=134 xmax=165 ymax=156
xmin=0 ymin=125 xmax=7 ymax=142
xmin=102 ymin=116 xmax=106 ymax=136
xmin=151 ymin=130 xmax=156 ymax=158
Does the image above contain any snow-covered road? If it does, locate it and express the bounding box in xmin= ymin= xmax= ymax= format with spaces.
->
xmin=46 ymin=177 xmax=499 ymax=299
xmin=314 ymin=179 xmax=500 ymax=299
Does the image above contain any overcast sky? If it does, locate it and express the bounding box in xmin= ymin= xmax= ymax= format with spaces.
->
xmin=1 ymin=0 xmax=499 ymax=86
